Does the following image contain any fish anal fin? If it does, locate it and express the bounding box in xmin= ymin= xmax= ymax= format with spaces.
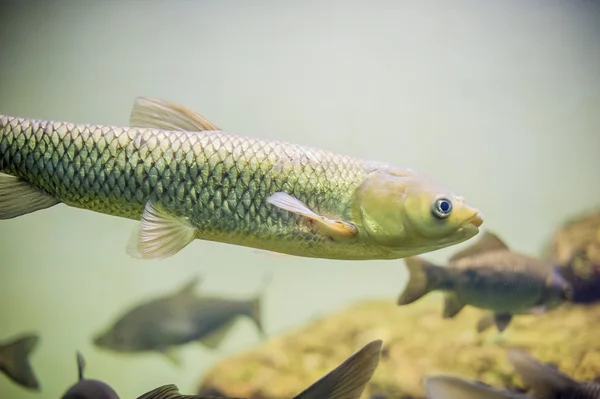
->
xmin=126 ymin=201 xmax=197 ymax=260
xmin=292 ymin=339 xmax=382 ymax=399
xmin=0 ymin=333 xmax=40 ymax=390
xmin=494 ymin=313 xmax=513 ymax=332
xmin=267 ymin=192 xmax=357 ymax=241
xmin=130 ymin=97 xmax=220 ymax=132
xmin=448 ymin=231 xmax=510 ymax=262
xmin=161 ymin=349 xmax=183 ymax=367
xmin=443 ymin=293 xmax=465 ymax=318
xmin=0 ymin=173 xmax=60 ymax=219
xmin=199 ymin=318 xmax=238 ymax=350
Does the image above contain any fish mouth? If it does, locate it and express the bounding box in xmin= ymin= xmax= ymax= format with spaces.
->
xmin=468 ymin=212 xmax=483 ymax=228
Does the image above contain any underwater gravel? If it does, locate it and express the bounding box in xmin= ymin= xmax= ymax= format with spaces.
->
xmin=197 ymin=296 xmax=600 ymax=399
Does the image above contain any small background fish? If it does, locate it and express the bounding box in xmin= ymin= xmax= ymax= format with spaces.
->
xmin=0 ymin=333 xmax=40 ymax=391
xmin=93 ymin=274 xmax=270 ymax=365
xmin=397 ymin=231 xmax=573 ymax=332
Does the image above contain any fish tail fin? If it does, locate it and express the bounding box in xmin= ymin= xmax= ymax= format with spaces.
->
xmin=425 ymin=375 xmax=514 ymax=399
xmin=507 ymin=349 xmax=576 ymax=397
xmin=397 ymin=257 xmax=447 ymax=305
xmin=249 ymin=270 xmax=273 ymax=339
xmin=292 ymin=339 xmax=382 ymax=399
xmin=0 ymin=173 xmax=60 ymax=219
xmin=0 ymin=334 xmax=40 ymax=390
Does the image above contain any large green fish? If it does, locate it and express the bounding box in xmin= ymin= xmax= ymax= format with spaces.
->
xmin=0 ymin=97 xmax=483 ymax=260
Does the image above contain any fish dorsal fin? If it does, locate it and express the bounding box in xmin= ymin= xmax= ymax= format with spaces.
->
xmin=176 ymin=276 xmax=202 ymax=296
xmin=448 ymin=231 xmax=510 ymax=262
xmin=130 ymin=97 xmax=221 ymax=132
xmin=75 ymin=351 xmax=86 ymax=381
xmin=292 ymin=339 xmax=382 ymax=399
xmin=507 ymin=349 xmax=576 ymax=398
xmin=425 ymin=375 xmax=525 ymax=399
xmin=136 ymin=384 xmax=213 ymax=399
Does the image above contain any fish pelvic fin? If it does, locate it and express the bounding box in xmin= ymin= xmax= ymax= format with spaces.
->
xmin=130 ymin=97 xmax=221 ymax=132
xmin=266 ymin=192 xmax=358 ymax=241
xmin=507 ymin=349 xmax=576 ymax=398
xmin=126 ymin=201 xmax=197 ymax=260
xmin=442 ymin=292 xmax=465 ymax=318
xmin=249 ymin=270 xmax=273 ymax=339
xmin=136 ymin=384 xmax=223 ymax=399
xmin=424 ymin=375 xmax=523 ymax=399
xmin=0 ymin=333 xmax=40 ymax=390
xmin=476 ymin=312 xmax=496 ymax=333
xmin=292 ymin=339 xmax=382 ymax=399
xmin=397 ymin=257 xmax=447 ymax=305
xmin=0 ymin=173 xmax=60 ymax=219
xmin=448 ymin=231 xmax=510 ymax=262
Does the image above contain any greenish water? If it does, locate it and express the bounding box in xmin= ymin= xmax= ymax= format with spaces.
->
xmin=0 ymin=1 xmax=599 ymax=398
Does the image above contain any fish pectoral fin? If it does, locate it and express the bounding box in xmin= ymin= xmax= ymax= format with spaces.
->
xmin=448 ymin=231 xmax=510 ymax=262
xmin=292 ymin=340 xmax=382 ymax=399
xmin=442 ymin=293 xmax=465 ymax=318
xmin=136 ymin=384 xmax=205 ymax=399
xmin=130 ymin=97 xmax=221 ymax=132
xmin=267 ymin=192 xmax=358 ymax=240
xmin=0 ymin=173 xmax=60 ymax=220
xmin=494 ymin=313 xmax=512 ymax=332
xmin=199 ymin=318 xmax=238 ymax=350
xmin=126 ymin=201 xmax=197 ymax=260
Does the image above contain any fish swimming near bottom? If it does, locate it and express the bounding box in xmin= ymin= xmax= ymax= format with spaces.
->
xmin=0 ymin=332 xmax=40 ymax=390
xmin=397 ymin=231 xmax=573 ymax=332
xmin=425 ymin=349 xmax=600 ymax=399
xmin=140 ymin=339 xmax=383 ymax=399
xmin=61 ymin=351 xmax=120 ymax=399
xmin=93 ymin=274 xmax=270 ymax=365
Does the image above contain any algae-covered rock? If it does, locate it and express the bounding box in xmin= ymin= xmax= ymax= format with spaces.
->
xmin=196 ymin=298 xmax=600 ymax=399
xmin=543 ymin=208 xmax=600 ymax=303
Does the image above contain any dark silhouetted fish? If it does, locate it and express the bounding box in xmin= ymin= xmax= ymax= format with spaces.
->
xmin=93 ymin=274 xmax=269 ymax=365
xmin=425 ymin=349 xmax=600 ymax=399
xmin=137 ymin=339 xmax=383 ymax=399
xmin=60 ymin=351 xmax=120 ymax=399
xmin=397 ymin=231 xmax=573 ymax=332
xmin=0 ymin=332 xmax=40 ymax=390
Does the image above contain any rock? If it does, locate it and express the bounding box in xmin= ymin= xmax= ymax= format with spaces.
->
xmin=196 ymin=297 xmax=600 ymax=399
xmin=543 ymin=207 xmax=600 ymax=303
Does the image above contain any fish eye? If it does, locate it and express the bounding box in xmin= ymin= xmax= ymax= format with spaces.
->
xmin=432 ymin=197 xmax=453 ymax=219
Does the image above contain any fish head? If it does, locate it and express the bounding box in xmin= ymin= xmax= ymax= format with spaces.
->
xmin=356 ymin=169 xmax=483 ymax=255
xmin=542 ymin=267 xmax=574 ymax=309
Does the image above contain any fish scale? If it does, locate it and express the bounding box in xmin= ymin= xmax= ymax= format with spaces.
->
xmin=0 ymin=114 xmax=376 ymax=257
